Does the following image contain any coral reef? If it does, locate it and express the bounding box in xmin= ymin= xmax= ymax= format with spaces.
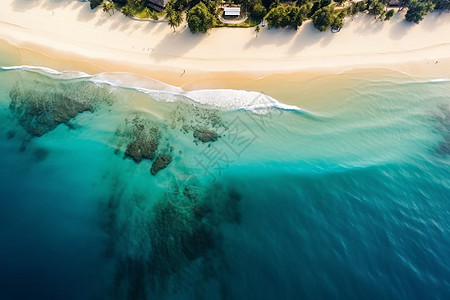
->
xmin=98 ymin=174 xmax=243 ymax=298
xmin=169 ymin=102 xmax=225 ymax=144
xmin=116 ymin=115 xmax=161 ymax=163
xmin=151 ymin=154 xmax=172 ymax=175
xmin=8 ymin=79 xmax=112 ymax=137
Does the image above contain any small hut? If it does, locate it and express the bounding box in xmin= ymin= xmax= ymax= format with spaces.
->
xmin=224 ymin=7 xmax=241 ymax=17
xmin=147 ymin=0 xmax=169 ymax=12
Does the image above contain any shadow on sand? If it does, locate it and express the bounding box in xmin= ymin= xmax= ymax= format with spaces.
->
xmin=11 ymin=0 xmax=77 ymax=12
xmin=152 ymin=27 xmax=207 ymax=62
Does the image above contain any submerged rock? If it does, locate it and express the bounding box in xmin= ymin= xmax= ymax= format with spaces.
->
xmin=8 ymin=79 xmax=111 ymax=137
xmin=9 ymin=88 xmax=93 ymax=136
xmin=124 ymin=132 xmax=159 ymax=162
xmin=193 ymin=127 xmax=219 ymax=143
xmin=121 ymin=116 xmax=160 ymax=163
xmin=169 ymin=102 xmax=225 ymax=144
xmin=151 ymin=154 xmax=172 ymax=175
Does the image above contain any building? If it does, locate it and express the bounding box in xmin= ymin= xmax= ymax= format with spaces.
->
xmin=224 ymin=7 xmax=240 ymax=17
xmin=388 ymin=0 xmax=401 ymax=6
xmin=147 ymin=0 xmax=169 ymax=12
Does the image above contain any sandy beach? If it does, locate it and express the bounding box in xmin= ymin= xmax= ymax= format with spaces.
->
xmin=1 ymin=0 xmax=450 ymax=95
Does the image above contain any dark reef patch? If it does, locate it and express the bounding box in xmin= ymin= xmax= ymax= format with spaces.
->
xmin=6 ymin=130 xmax=16 ymax=139
xmin=98 ymin=174 xmax=243 ymax=298
xmin=169 ymin=102 xmax=226 ymax=144
xmin=33 ymin=148 xmax=49 ymax=162
xmin=8 ymin=79 xmax=113 ymax=137
xmin=151 ymin=154 xmax=172 ymax=175
xmin=116 ymin=115 xmax=161 ymax=163
xmin=193 ymin=128 xmax=219 ymax=143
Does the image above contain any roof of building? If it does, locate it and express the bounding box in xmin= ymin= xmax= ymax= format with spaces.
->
xmin=147 ymin=0 xmax=169 ymax=9
xmin=224 ymin=7 xmax=240 ymax=16
xmin=388 ymin=0 xmax=401 ymax=5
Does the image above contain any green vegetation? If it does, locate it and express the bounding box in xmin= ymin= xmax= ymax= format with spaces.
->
xmin=405 ymin=0 xmax=435 ymax=23
xmin=311 ymin=5 xmax=335 ymax=31
xmin=87 ymin=0 xmax=449 ymax=34
xmin=265 ymin=5 xmax=307 ymax=29
xmin=166 ymin=0 xmax=183 ymax=32
xmin=368 ymin=0 xmax=386 ymax=19
xmin=434 ymin=0 xmax=450 ymax=10
xmin=255 ymin=25 xmax=261 ymax=37
xmin=187 ymin=2 xmax=214 ymax=33
xmin=385 ymin=8 xmax=395 ymax=20
xmin=102 ymin=0 xmax=116 ymax=15
xmin=249 ymin=0 xmax=268 ymax=21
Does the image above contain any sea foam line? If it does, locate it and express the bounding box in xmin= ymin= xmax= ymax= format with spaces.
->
xmin=1 ymin=65 xmax=308 ymax=114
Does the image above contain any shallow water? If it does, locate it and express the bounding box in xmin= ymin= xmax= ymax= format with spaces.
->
xmin=0 ymin=66 xmax=449 ymax=299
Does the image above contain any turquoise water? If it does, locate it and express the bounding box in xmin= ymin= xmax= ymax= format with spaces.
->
xmin=0 ymin=66 xmax=449 ymax=299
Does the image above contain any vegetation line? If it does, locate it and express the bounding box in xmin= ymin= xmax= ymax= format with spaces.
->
xmin=90 ymin=0 xmax=450 ymax=34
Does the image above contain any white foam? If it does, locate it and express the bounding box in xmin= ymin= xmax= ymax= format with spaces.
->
xmin=91 ymin=72 xmax=182 ymax=93
xmin=429 ymin=78 xmax=450 ymax=83
xmin=1 ymin=65 xmax=303 ymax=113
xmin=0 ymin=65 xmax=90 ymax=78
xmin=182 ymin=89 xmax=301 ymax=113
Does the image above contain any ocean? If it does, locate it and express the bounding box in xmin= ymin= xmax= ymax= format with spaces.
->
xmin=0 ymin=65 xmax=449 ymax=299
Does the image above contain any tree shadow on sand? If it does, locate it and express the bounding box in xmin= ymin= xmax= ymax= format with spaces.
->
xmin=419 ymin=10 xmax=450 ymax=32
xmin=388 ymin=16 xmax=415 ymax=40
xmin=287 ymin=22 xmax=334 ymax=54
xmin=350 ymin=13 xmax=386 ymax=35
xmin=244 ymin=27 xmax=296 ymax=49
xmin=244 ymin=22 xmax=335 ymax=55
xmin=11 ymin=0 xmax=74 ymax=12
xmin=76 ymin=1 xmax=98 ymax=22
xmin=152 ymin=27 xmax=207 ymax=63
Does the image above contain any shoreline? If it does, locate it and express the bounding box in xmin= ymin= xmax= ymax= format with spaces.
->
xmin=1 ymin=0 xmax=450 ymax=103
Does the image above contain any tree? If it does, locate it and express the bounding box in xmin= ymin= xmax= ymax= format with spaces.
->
xmin=187 ymin=2 xmax=214 ymax=33
xmin=331 ymin=14 xmax=344 ymax=32
xmin=265 ymin=5 xmax=304 ymax=29
xmin=121 ymin=4 xmax=134 ymax=17
xmin=355 ymin=0 xmax=368 ymax=12
xmin=405 ymin=0 xmax=435 ymax=23
xmin=255 ymin=25 xmax=260 ymax=37
xmin=102 ymin=0 xmax=115 ymax=16
xmin=311 ymin=6 xmax=334 ymax=31
xmin=299 ymin=3 xmax=313 ymax=20
xmin=128 ymin=0 xmax=144 ymax=9
xmin=286 ymin=6 xmax=303 ymax=29
xmin=434 ymin=0 xmax=450 ymax=11
xmin=384 ymin=8 xmax=395 ymax=20
xmin=166 ymin=1 xmax=183 ymax=32
xmin=251 ymin=1 xmax=268 ymax=21
xmin=368 ymin=0 xmax=386 ymax=19
xmin=167 ymin=10 xmax=183 ymax=32
xmin=89 ymin=0 xmax=103 ymax=9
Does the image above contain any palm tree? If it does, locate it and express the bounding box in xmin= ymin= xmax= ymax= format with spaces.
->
xmin=166 ymin=6 xmax=183 ymax=32
xmin=102 ymin=0 xmax=115 ymax=16
xmin=121 ymin=5 xmax=134 ymax=18
xmin=255 ymin=25 xmax=260 ymax=38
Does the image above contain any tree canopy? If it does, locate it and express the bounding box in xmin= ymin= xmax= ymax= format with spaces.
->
xmin=265 ymin=5 xmax=309 ymax=29
xmin=250 ymin=0 xmax=268 ymax=21
xmin=405 ymin=0 xmax=435 ymax=23
xmin=166 ymin=1 xmax=183 ymax=32
xmin=87 ymin=0 xmax=448 ymax=34
xmin=311 ymin=6 xmax=335 ymax=31
xmin=187 ymin=2 xmax=214 ymax=33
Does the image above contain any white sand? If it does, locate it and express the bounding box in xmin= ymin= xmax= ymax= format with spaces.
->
xmin=1 ymin=0 xmax=450 ymax=79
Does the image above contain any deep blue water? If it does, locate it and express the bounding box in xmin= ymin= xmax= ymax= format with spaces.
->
xmin=0 ymin=67 xmax=449 ymax=299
